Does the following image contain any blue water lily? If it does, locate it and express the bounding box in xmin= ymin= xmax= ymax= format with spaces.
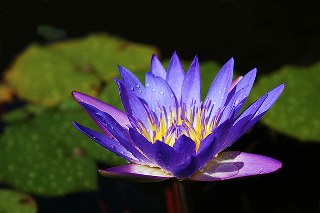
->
xmin=73 ymin=52 xmax=284 ymax=181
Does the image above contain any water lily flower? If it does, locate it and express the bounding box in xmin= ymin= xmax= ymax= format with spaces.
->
xmin=72 ymin=52 xmax=284 ymax=182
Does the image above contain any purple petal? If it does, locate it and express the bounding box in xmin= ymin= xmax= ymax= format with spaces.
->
xmin=190 ymin=151 xmax=282 ymax=181
xmin=72 ymin=91 xmax=130 ymax=133
xmin=166 ymin=52 xmax=185 ymax=99
xmin=152 ymin=141 xmax=183 ymax=171
xmin=230 ymin=76 xmax=243 ymax=91
xmin=99 ymin=164 xmax=172 ymax=182
xmin=205 ymin=58 xmax=234 ymax=115
xmin=118 ymin=65 xmax=145 ymax=98
xmin=173 ymin=135 xmax=196 ymax=157
xmin=116 ymin=80 xmax=149 ymax=127
xmin=218 ymin=87 xmax=246 ymax=125
xmin=73 ymin=122 xmax=139 ymax=163
xmin=170 ymin=120 xmax=232 ymax=179
xmin=145 ymin=73 xmax=178 ymax=115
xmin=197 ymin=118 xmax=232 ymax=167
xmin=128 ymin=128 xmax=155 ymax=162
xmin=241 ymin=83 xmax=284 ymax=134
xmin=226 ymin=68 xmax=257 ymax=116
xmin=150 ymin=54 xmax=167 ymax=79
xmin=181 ymin=56 xmax=201 ymax=107
xmin=85 ymin=106 xmax=150 ymax=163
xmin=170 ymin=156 xmax=199 ymax=179
xmin=220 ymin=94 xmax=268 ymax=151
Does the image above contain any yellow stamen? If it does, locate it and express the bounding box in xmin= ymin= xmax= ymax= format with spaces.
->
xmin=136 ymin=103 xmax=220 ymax=152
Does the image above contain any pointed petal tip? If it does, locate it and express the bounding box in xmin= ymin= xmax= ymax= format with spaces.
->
xmin=193 ymin=54 xmax=199 ymax=62
xmin=270 ymin=83 xmax=285 ymax=95
xmin=151 ymin=53 xmax=158 ymax=59
xmin=170 ymin=51 xmax=180 ymax=61
xmin=250 ymin=67 xmax=257 ymax=74
xmin=71 ymin=90 xmax=77 ymax=96
xmin=72 ymin=91 xmax=87 ymax=103
xmin=227 ymin=57 xmax=234 ymax=66
xmin=117 ymin=64 xmax=124 ymax=71
xmin=72 ymin=121 xmax=85 ymax=132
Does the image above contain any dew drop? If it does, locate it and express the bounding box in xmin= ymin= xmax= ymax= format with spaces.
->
xmin=146 ymin=83 xmax=150 ymax=87
xmin=214 ymin=164 xmax=239 ymax=178
xmin=159 ymin=90 xmax=164 ymax=95
xmin=131 ymin=87 xmax=134 ymax=91
xmin=138 ymin=89 xmax=142 ymax=93
xmin=152 ymin=88 xmax=156 ymax=92
xmin=136 ymin=84 xmax=140 ymax=88
xmin=170 ymin=94 xmax=174 ymax=98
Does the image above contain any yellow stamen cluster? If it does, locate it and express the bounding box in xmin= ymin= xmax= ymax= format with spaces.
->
xmin=136 ymin=103 xmax=221 ymax=151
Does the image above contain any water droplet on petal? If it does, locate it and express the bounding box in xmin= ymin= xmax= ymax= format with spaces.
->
xmin=130 ymin=87 xmax=134 ymax=91
xmin=159 ymin=90 xmax=164 ymax=95
xmin=146 ymin=83 xmax=150 ymax=87
xmin=152 ymin=88 xmax=156 ymax=92
xmin=138 ymin=89 xmax=142 ymax=93
xmin=213 ymin=164 xmax=239 ymax=178
xmin=136 ymin=84 xmax=140 ymax=88
xmin=170 ymin=94 xmax=174 ymax=98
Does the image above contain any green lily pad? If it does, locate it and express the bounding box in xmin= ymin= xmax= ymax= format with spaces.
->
xmin=249 ymin=62 xmax=320 ymax=142
xmin=4 ymin=33 xmax=157 ymax=107
xmin=0 ymin=189 xmax=37 ymax=213
xmin=0 ymin=108 xmax=125 ymax=196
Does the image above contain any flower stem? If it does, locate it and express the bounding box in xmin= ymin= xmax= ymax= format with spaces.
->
xmin=176 ymin=181 xmax=193 ymax=213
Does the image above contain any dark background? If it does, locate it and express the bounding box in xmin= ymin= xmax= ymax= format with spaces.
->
xmin=0 ymin=1 xmax=320 ymax=213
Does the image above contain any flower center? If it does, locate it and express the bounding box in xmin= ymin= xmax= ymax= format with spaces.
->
xmin=136 ymin=101 xmax=221 ymax=151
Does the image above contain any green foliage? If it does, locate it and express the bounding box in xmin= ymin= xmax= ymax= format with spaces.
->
xmin=249 ymin=62 xmax=320 ymax=142
xmin=4 ymin=34 xmax=157 ymax=106
xmin=0 ymin=108 xmax=126 ymax=196
xmin=0 ymin=34 xmax=157 ymax=196
xmin=0 ymin=189 xmax=37 ymax=213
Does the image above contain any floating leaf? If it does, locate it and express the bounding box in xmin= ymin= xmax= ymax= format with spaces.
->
xmin=4 ymin=34 xmax=157 ymax=106
xmin=249 ymin=63 xmax=320 ymax=142
xmin=0 ymin=189 xmax=37 ymax=213
xmin=4 ymin=44 xmax=100 ymax=106
xmin=0 ymin=108 xmax=125 ymax=196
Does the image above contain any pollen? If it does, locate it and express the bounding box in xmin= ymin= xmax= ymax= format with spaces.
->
xmin=136 ymin=101 xmax=221 ymax=151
